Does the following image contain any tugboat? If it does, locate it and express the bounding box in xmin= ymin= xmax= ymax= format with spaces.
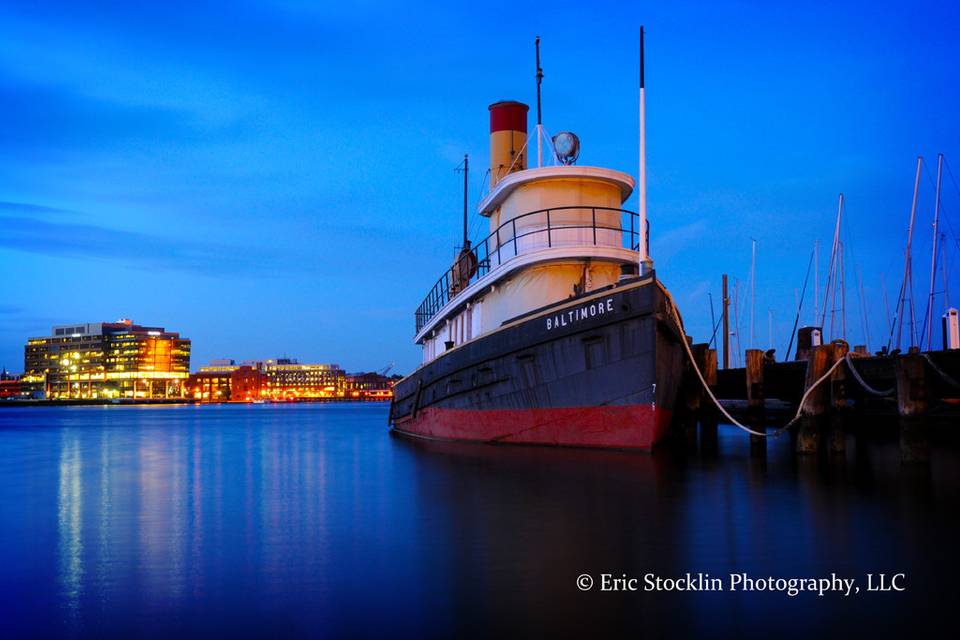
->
xmin=389 ymin=34 xmax=686 ymax=449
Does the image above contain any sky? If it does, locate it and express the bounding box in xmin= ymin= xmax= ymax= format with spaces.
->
xmin=1 ymin=0 xmax=959 ymax=374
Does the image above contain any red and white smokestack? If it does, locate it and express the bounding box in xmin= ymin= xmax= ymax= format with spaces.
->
xmin=489 ymin=101 xmax=529 ymax=190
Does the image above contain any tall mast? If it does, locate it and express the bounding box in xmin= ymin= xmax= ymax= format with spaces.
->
xmin=820 ymin=193 xmax=843 ymax=330
xmin=750 ymin=238 xmax=756 ymax=348
xmin=858 ymin=268 xmax=871 ymax=351
xmin=927 ymin=153 xmax=943 ymax=350
xmin=897 ymin=156 xmax=923 ymax=349
xmin=813 ymin=239 xmax=819 ymax=326
xmin=535 ymin=37 xmax=543 ymax=168
xmin=722 ymin=274 xmax=730 ymax=369
xmin=462 ymin=154 xmax=469 ymax=248
xmin=839 ymin=242 xmax=846 ymax=340
xmin=638 ymin=26 xmax=651 ymax=273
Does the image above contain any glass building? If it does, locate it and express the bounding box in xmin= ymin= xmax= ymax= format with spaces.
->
xmin=23 ymin=319 xmax=191 ymax=399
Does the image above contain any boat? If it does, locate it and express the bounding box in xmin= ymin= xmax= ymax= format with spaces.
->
xmin=388 ymin=34 xmax=686 ymax=450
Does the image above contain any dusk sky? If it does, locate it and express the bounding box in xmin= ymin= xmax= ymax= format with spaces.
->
xmin=2 ymin=0 xmax=959 ymax=374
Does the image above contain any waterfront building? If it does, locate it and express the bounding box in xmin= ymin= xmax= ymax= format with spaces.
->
xmin=263 ymin=359 xmax=346 ymax=399
xmin=0 ymin=368 xmax=23 ymax=399
xmin=187 ymin=364 xmax=264 ymax=402
xmin=23 ymin=319 xmax=190 ymax=399
xmin=346 ymin=372 xmax=398 ymax=401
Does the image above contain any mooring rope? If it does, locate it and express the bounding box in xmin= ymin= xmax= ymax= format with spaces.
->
xmin=663 ymin=290 xmax=844 ymax=439
xmin=921 ymin=353 xmax=960 ymax=389
xmin=843 ymin=354 xmax=895 ymax=397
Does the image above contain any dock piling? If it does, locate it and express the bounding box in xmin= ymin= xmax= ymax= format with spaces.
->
xmin=895 ymin=354 xmax=929 ymax=463
xmin=829 ymin=341 xmax=850 ymax=454
xmin=797 ymin=344 xmax=832 ymax=454
xmin=745 ymin=349 xmax=765 ymax=456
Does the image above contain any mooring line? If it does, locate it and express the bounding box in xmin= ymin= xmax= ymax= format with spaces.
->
xmin=843 ymin=354 xmax=895 ymax=397
xmin=663 ymin=290 xmax=843 ymax=439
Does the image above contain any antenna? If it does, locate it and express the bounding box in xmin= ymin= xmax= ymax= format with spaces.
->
xmin=535 ymin=36 xmax=544 ymax=167
xmin=638 ymin=26 xmax=651 ymax=274
xmin=455 ymin=155 xmax=470 ymax=249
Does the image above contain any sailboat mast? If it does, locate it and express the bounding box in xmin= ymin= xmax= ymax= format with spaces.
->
xmin=820 ymin=194 xmax=843 ymax=329
xmin=814 ymin=240 xmax=819 ymax=326
xmin=897 ymin=156 xmax=923 ymax=349
xmin=839 ymin=242 xmax=846 ymax=340
xmin=927 ymin=153 xmax=943 ymax=350
xmin=858 ymin=268 xmax=871 ymax=351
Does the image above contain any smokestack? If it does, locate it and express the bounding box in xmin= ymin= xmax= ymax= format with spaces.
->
xmin=488 ymin=101 xmax=529 ymax=190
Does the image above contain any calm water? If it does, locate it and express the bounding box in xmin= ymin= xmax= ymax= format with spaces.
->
xmin=1 ymin=403 xmax=958 ymax=638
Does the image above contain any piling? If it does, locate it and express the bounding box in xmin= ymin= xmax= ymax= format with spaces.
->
xmin=829 ymin=341 xmax=849 ymax=454
xmin=683 ymin=343 xmax=710 ymax=448
xmin=797 ymin=343 xmax=832 ymax=454
xmin=745 ymin=349 xmax=765 ymax=456
xmin=700 ymin=348 xmax=719 ymax=455
xmin=895 ymin=354 xmax=929 ymax=463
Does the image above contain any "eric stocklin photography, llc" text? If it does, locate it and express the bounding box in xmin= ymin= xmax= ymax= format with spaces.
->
xmin=577 ymin=572 xmax=907 ymax=597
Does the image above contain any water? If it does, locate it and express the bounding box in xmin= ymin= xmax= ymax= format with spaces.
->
xmin=1 ymin=404 xmax=958 ymax=638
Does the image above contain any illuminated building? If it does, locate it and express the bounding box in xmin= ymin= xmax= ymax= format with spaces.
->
xmin=263 ymin=359 xmax=345 ymax=399
xmin=187 ymin=364 xmax=264 ymax=402
xmin=0 ymin=368 xmax=23 ymax=399
xmin=23 ymin=319 xmax=190 ymax=399
xmin=345 ymin=372 xmax=397 ymax=401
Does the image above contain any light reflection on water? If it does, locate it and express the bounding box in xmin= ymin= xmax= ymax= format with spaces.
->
xmin=0 ymin=403 xmax=958 ymax=637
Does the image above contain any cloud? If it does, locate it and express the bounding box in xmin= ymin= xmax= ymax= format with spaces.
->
xmin=0 ymin=73 xmax=215 ymax=156
xmin=652 ymin=219 xmax=708 ymax=260
xmin=0 ymin=212 xmax=306 ymax=278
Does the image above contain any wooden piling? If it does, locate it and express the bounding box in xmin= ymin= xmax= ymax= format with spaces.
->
xmin=829 ymin=341 xmax=849 ymax=454
xmin=700 ymin=348 xmax=719 ymax=455
xmin=745 ymin=349 xmax=765 ymax=456
xmin=684 ymin=343 xmax=710 ymax=448
xmin=797 ymin=343 xmax=833 ymax=454
xmin=895 ymin=354 xmax=929 ymax=463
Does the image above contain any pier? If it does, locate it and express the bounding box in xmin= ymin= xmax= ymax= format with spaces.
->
xmin=679 ymin=341 xmax=960 ymax=462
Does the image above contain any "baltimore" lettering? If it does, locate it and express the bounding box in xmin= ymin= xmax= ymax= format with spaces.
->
xmin=546 ymin=298 xmax=615 ymax=331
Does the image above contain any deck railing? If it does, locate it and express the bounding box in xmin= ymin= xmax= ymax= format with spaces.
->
xmin=414 ymin=206 xmax=648 ymax=334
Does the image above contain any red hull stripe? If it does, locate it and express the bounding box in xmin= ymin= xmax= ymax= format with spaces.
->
xmin=489 ymin=101 xmax=529 ymax=133
xmin=394 ymin=404 xmax=672 ymax=451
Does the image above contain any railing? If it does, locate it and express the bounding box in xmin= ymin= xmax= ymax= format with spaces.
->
xmin=414 ymin=206 xmax=649 ymax=334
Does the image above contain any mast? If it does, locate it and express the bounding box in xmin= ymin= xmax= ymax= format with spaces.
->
xmin=722 ymin=274 xmax=730 ymax=369
xmin=858 ymin=268 xmax=871 ymax=351
xmin=638 ymin=26 xmax=651 ymax=273
xmin=535 ymin=37 xmax=543 ymax=168
xmin=813 ymin=239 xmax=819 ymax=326
xmin=749 ymin=238 xmax=756 ymax=348
xmin=897 ymin=156 xmax=922 ymax=349
xmin=820 ymin=193 xmax=843 ymax=330
xmin=927 ymin=153 xmax=943 ymax=350
xmin=839 ymin=242 xmax=846 ymax=340
xmin=462 ymin=154 xmax=469 ymax=248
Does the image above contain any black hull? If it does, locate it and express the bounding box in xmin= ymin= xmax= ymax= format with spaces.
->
xmin=389 ymin=273 xmax=687 ymax=450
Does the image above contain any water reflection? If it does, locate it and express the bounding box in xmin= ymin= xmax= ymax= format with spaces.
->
xmin=0 ymin=404 xmax=951 ymax=637
xmin=57 ymin=431 xmax=83 ymax=619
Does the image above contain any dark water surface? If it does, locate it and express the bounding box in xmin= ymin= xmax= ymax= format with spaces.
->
xmin=1 ymin=403 xmax=958 ymax=638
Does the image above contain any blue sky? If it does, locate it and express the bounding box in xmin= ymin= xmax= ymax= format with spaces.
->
xmin=1 ymin=0 xmax=959 ymax=373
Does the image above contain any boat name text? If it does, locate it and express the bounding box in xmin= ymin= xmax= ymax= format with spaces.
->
xmin=546 ymin=298 xmax=615 ymax=331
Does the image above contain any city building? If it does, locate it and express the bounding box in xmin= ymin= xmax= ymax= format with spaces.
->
xmin=187 ymin=364 xmax=264 ymax=402
xmin=23 ymin=319 xmax=190 ymax=399
xmin=263 ymin=359 xmax=345 ymax=400
xmin=346 ymin=371 xmax=398 ymax=401
xmin=0 ymin=368 xmax=23 ymax=399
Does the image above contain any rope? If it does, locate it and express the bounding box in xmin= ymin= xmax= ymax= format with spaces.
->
xmin=663 ymin=289 xmax=844 ymax=438
xmin=843 ymin=354 xmax=895 ymax=396
xmin=921 ymin=353 xmax=960 ymax=389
